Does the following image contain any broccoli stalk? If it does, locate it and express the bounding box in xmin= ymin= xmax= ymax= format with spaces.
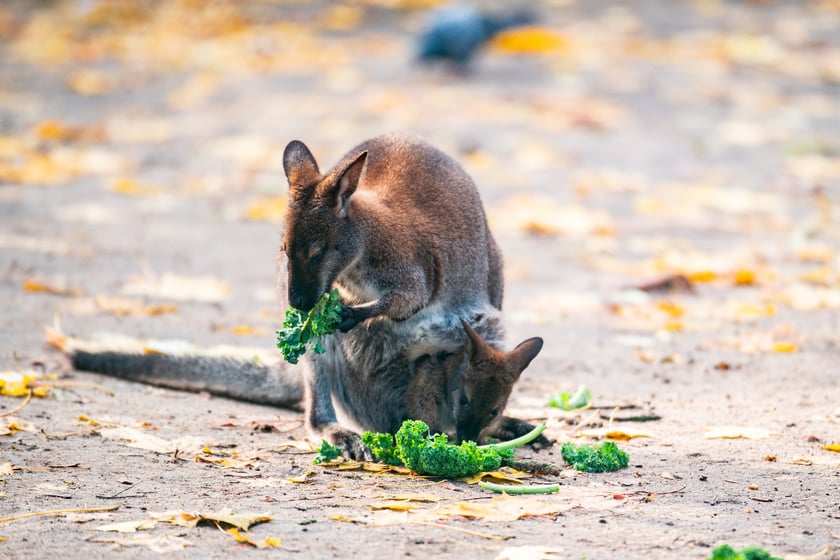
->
xmin=361 ymin=420 xmax=546 ymax=479
xmin=276 ymin=289 xmax=343 ymax=364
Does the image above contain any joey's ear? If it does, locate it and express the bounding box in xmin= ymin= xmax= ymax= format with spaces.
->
xmin=461 ymin=319 xmax=493 ymax=361
xmin=283 ymin=140 xmax=320 ymax=190
xmin=502 ymin=337 xmax=543 ymax=383
xmin=329 ymin=150 xmax=367 ymax=218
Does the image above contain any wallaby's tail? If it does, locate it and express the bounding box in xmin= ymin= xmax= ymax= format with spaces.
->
xmin=45 ymin=324 xmax=303 ymax=408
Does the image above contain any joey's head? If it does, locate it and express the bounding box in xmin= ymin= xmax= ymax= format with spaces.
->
xmin=449 ymin=321 xmax=543 ymax=443
xmin=282 ymin=140 xmax=367 ymax=312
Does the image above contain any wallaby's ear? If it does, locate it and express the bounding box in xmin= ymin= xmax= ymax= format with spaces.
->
xmin=330 ymin=150 xmax=367 ymax=218
xmin=503 ymin=337 xmax=543 ymax=383
xmin=283 ymin=140 xmax=320 ymax=190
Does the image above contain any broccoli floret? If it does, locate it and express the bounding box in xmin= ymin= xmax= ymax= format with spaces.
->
xmin=548 ymin=384 xmax=591 ymax=410
xmin=363 ymin=420 xmax=534 ymax=479
xmin=313 ymin=440 xmax=342 ymax=464
xmin=561 ymin=441 xmax=629 ymax=473
xmin=276 ymin=289 xmax=343 ymax=364
xmin=709 ymin=545 xmax=783 ymax=560
xmin=360 ymin=431 xmax=402 ymax=466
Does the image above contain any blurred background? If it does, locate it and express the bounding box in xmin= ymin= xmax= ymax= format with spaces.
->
xmin=1 ymin=0 xmax=838 ymax=358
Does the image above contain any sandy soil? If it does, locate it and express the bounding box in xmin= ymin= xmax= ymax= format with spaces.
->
xmin=1 ymin=1 xmax=839 ymax=559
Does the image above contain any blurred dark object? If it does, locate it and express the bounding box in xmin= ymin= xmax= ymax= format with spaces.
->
xmin=416 ymin=4 xmax=536 ymax=70
xmin=632 ymin=274 xmax=696 ymax=294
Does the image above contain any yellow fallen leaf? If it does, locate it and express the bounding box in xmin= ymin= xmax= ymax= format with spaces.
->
xmin=0 ymin=463 xmax=13 ymax=476
xmin=275 ymin=440 xmax=317 ymax=453
xmin=23 ymin=279 xmax=78 ymax=297
xmin=94 ymin=296 xmax=177 ymax=317
xmin=823 ymin=444 xmax=840 ymax=453
xmin=286 ymin=470 xmax=314 ymax=484
xmin=687 ymin=270 xmax=718 ymax=283
xmin=35 ymin=120 xmax=106 ymax=143
xmin=577 ymin=428 xmax=653 ymax=440
xmin=732 ymin=269 xmax=757 ymax=286
xmin=94 ymin=520 xmax=158 ymax=533
xmin=122 ymin=273 xmax=230 ymax=303
xmin=773 ymin=342 xmax=797 ymax=353
xmin=799 ymin=267 xmax=834 ymax=285
xmin=244 ymin=196 xmax=288 ymax=222
xmin=230 ymin=325 xmax=268 ymax=336
xmin=663 ymin=321 xmax=684 ymax=331
xmin=0 ymin=370 xmax=37 ymax=397
xmin=67 ymin=70 xmax=111 ymax=95
xmin=200 ymin=509 xmax=272 ymax=531
xmin=656 ymin=300 xmax=685 ymax=317
xmin=330 ymin=515 xmax=356 ymax=522
xmin=375 ymin=493 xmax=443 ymax=503
xmin=491 ymin=26 xmax=571 ymax=54
xmin=0 ymin=417 xmax=37 ymax=436
xmin=370 ymin=501 xmax=418 ymax=512
xmin=704 ymin=426 xmax=778 ymax=439
xmin=109 ymin=177 xmax=164 ymax=197
xmin=465 ymin=470 xmax=529 ymax=485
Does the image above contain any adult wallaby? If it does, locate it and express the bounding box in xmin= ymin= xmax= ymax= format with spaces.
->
xmin=51 ymin=133 xmax=548 ymax=458
xmin=282 ymin=133 xmax=548 ymax=458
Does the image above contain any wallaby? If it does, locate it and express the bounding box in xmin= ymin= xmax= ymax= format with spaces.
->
xmin=51 ymin=133 xmax=547 ymax=458
xmin=281 ymin=133 xmax=549 ymax=458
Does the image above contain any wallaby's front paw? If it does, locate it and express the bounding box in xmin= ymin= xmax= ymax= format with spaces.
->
xmin=337 ymin=306 xmax=361 ymax=333
xmin=328 ymin=428 xmax=372 ymax=461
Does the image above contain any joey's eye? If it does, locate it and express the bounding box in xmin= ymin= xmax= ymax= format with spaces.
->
xmin=459 ymin=394 xmax=469 ymax=409
xmin=489 ymin=408 xmax=500 ymax=419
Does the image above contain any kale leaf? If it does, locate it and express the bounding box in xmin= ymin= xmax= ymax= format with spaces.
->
xmin=561 ymin=441 xmax=629 ymax=473
xmin=276 ymin=289 xmax=343 ymax=364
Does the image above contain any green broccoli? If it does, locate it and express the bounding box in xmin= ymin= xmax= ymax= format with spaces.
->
xmin=709 ymin=545 xmax=783 ymax=560
xmin=313 ymin=440 xmax=342 ymax=464
xmin=276 ymin=289 xmax=343 ymax=364
xmin=561 ymin=441 xmax=629 ymax=473
xmin=362 ymin=419 xmax=544 ymax=479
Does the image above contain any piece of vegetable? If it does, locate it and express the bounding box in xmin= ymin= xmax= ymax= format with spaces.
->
xmin=561 ymin=441 xmax=629 ymax=473
xmin=276 ymin=289 xmax=343 ymax=364
xmin=478 ymin=481 xmax=560 ymax=494
xmin=362 ymin=420 xmax=546 ymax=479
xmin=548 ymin=384 xmax=591 ymax=410
xmin=312 ymin=440 xmax=342 ymax=464
xmin=709 ymin=544 xmax=783 ymax=560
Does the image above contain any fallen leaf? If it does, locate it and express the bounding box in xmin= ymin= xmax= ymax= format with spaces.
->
xmin=773 ymin=342 xmax=798 ymax=353
xmin=0 ymin=463 xmax=13 ymax=476
xmin=704 ymin=426 xmax=779 ymax=439
xmin=823 ymin=444 xmax=840 ymax=453
xmin=577 ymin=428 xmax=653 ymax=440
xmin=109 ymin=177 xmax=164 ymax=197
xmin=491 ymin=26 xmax=571 ymax=54
xmin=286 ymin=470 xmax=314 ymax=484
xmin=88 ymin=534 xmax=192 ymax=553
xmin=0 ymin=417 xmax=37 ymax=436
xmin=23 ymin=279 xmax=79 ymax=297
xmin=0 ymin=370 xmax=49 ymax=397
xmin=121 ymin=273 xmax=230 ymax=303
xmin=94 ymin=520 xmax=158 ymax=533
xmin=98 ymin=426 xmax=204 ymax=455
xmin=200 ymin=509 xmax=273 ymax=531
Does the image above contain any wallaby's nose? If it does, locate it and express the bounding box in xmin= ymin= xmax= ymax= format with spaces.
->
xmin=289 ymin=291 xmax=314 ymax=312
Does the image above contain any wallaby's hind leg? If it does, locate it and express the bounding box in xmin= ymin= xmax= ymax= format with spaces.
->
xmin=485 ymin=416 xmax=553 ymax=450
xmin=301 ymin=351 xmax=372 ymax=461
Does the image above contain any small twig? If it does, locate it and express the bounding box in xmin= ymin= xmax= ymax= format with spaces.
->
xmin=0 ymin=390 xmax=32 ymax=417
xmin=34 ymin=381 xmax=115 ymax=396
xmin=96 ymin=481 xmax=145 ymax=499
xmin=632 ymin=485 xmax=687 ymax=496
xmin=0 ymin=505 xmax=120 ymax=524
xmin=598 ymin=412 xmax=661 ymax=422
xmin=411 ymin=521 xmax=509 ymax=541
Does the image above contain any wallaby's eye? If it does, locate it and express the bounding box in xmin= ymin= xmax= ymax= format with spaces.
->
xmin=459 ymin=394 xmax=469 ymax=409
xmin=489 ymin=408 xmax=500 ymax=419
xmin=308 ymin=247 xmax=326 ymax=266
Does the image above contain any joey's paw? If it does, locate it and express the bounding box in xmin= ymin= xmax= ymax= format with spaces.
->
xmin=336 ymin=307 xmax=361 ymax=333
xmin=527 ymin=433 xmax=554 ymax=451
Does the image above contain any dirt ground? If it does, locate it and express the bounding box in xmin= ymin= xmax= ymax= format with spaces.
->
xmin=1 ymin=1 xmax=839 ymax=558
